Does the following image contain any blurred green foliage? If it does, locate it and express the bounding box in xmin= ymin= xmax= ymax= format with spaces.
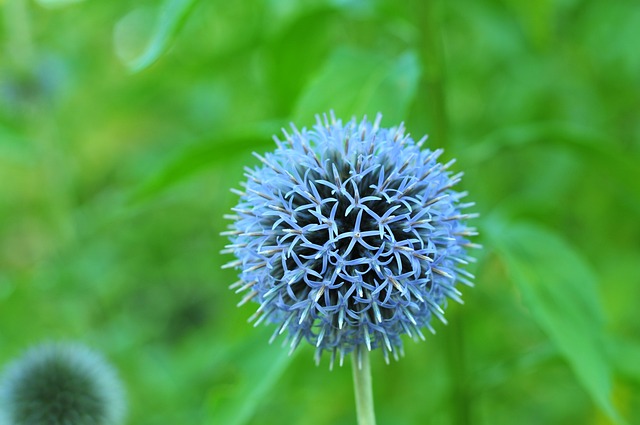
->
xmin=1 ymin=0 xmax=639 ymax=424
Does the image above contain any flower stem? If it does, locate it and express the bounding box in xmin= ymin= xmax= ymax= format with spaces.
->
xmin=351 ymin=348 xmax=377 ymax=425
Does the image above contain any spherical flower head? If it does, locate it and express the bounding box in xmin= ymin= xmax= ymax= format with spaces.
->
xmin=0 ymin=343 xmax=126 ymax=425
xmin=223 ymin=112 xmax=478 ymax=367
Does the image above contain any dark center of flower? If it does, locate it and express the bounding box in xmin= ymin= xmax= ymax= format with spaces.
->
xmin=263 ymin=151 xmax=435 ymax=326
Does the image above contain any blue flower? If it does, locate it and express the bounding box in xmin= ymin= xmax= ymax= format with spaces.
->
xmin=223 ymin=113 xmax=478 ymax=367
xmin=0 ymin=343 xmax=126 ymax=425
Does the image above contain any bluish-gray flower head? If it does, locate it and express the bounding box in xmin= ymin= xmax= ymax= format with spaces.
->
xmin=0 ymin=343 xmax=126 ymax=425
xmin=223 ymin=113 xmax=478 ymax=367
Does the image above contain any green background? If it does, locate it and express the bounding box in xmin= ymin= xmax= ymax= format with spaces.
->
xmin=1 ymin=0 xmax=639 ymax=424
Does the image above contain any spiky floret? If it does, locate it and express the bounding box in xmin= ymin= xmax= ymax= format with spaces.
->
xmin=223 ymin=112 xmax=478 ymax=367
xmin=0 ymin=343 xmax=126 ymax=425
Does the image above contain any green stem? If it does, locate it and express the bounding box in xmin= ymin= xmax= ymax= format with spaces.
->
xmin=411 ymin=0 xmax=449 ymax=149
xmin=351 ymin=348 xmax=377 ymax=425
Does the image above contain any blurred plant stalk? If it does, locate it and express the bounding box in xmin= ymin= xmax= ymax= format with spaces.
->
xmin=412 ymin=0 xmax=448 ymax=149
xmin=413 ymin=1 xmax=471 ymax=424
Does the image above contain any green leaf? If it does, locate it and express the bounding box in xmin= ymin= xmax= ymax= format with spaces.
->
xmin=113 ymin=7 xmax=157 ymax=65
xmin=460 ymin=122 xmax=640 ymax=210
xmin=121 ymin=0 xmax=200 ymax=72
xmin=488 ymin=220 xmax=624 ymax=423
xmin=610 ymin=337 xmax=640 ymax=385
xmin=125 ymin=122 xmax=284 ymax=205
xmin=294 ymin=47 xmax=421 ymax=125
xmin=205 ymin=328 xmax=297 ymax=425
xmin=126 ymin=139 xmax=252 ymax=205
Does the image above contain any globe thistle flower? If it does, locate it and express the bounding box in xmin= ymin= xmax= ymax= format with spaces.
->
xmin=223 ymin=112 xmax=478 ymax=367
xmin=0 ymin=343 xmax=126 ymax=425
